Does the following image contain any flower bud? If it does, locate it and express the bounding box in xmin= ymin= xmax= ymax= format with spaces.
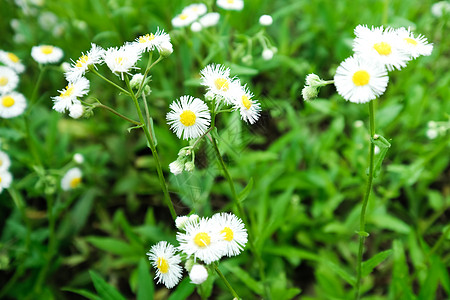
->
xmin=189 ymin=264 xmax=208 ymax=284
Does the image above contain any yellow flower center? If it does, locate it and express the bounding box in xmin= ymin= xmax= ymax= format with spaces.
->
xmin=0 ymin=159 xmax=3 ymax=167
xmin=221 ymin=227 xmax=234 ymax=241
xmin=227 ymin=0 xmax=234 ymax=3
xmin=214 ymin=78 xmax=229 ymax=91
xmin=139 ymin=33 xmax=155 ymax=43
xmin=7 ymin=52 xmax=20 ymax=63
xmin=76 ymin=55 xmax=89 ymax=68
xmin=373 ymin=42 xmax=392 ymax=56
xmin=60 ymin=85 xmax=74 ymax=98
xmin=194 ymin=232 xmax=211 ymax=247
xmin=241 ymin=95 xmax=252 ymax=109
xmin=404 ymin=37 xmax=418 ymax=46
xmin=157 ymin=257 xmax=169 ymax=273
xmin=352 ymin=70 xmax=370 ymax=86
xmin=179 ymin=110 xmax=196 ymax=127
xmin=115 ymin=57 xmax=124 ymax=65
xmin=70 ymin=177 xmax=81 ymax=189
xmin=179 ymin=14 xmax=189 ymax=20
xmin=0 ymin=76 xmax=8 ymax=86
xmin=2 ymin=96 xmax=15 ymax=107
xmin=41 ymin=45 xmax=54 ymax=55
xmin=0 ymin=176 xmax=2 ymax=183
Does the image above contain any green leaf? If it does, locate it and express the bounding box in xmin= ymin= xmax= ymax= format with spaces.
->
xmin=238 ymin=177 xmax=253 ymax=203
xmin=418 ymin=255 xmax=441 ymax=300
xmin=149 ymin=118 xmax=158 ymax=147
xmin=89 ymin=270 xmax=126 ymax=300
xmin=127 ymin=124 xmax=144 ymax=133
xmin=229 ymin=63 xmax=259 ymax=76
xmin=361 ymin=249 xmax=392 ymax=277
xmin=137 ymin=258 xmax=154 ymax=300
xmin=323 ymin=260 xmax=356 ymax=286
xmin=372 ymin=135 xmax=391 ymax=178
xmin=86 ymin=237 xmax=139 ymax=256
xmin=221 ymin=262 xmax=264 ymax=295
xmin=62 ymin=287 xmax=102 ymax=300
xmin=167 ymin=278 xmax=195 ymax=300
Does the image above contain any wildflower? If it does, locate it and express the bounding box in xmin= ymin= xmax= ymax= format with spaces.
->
xmin=301 ymin=85 xmax=319 ymax=101
xmin=353 ymin=25 xmax=410 ymax=71
xmin=104 ymin=45 xmax=141 ymax=80
xmin=199 ymin=13 xmax=220 ymax=28
xmin=262 ymin=48 xmax=274 ymax=60
xmin=177 ymin=217 xmax=224 ymax=264
xmin=65 ymin=43 xmax=105 ymax=82
xmin=182 ymin=3 xmax=207 ymax=17
xmin=211 ymin=213 xmax=248 ymax=257
xmin=259 ymin=15 xmax=273 ymax=26
xmin=147 ymin=241 xmax=183 ymax=289
xmin=73 ymin=153 xmax=84 ymax=164
xmin=0 ymin=169 xmax=13 ymax=194
xmin=159 ymin=41 xmax=173 ymax=57
xmin=166 ymin=96 xmax=211 ymax=140
xmin=176 ymin=216 xmax=190 ymax=230
xmin=172 ymin=12 xmax=197 ymax=28
xmin=431 ymin=1 xmax=450 ymax=17
xmin=130 ymin=73 xmax=144 ymax=89
xmin=169 ymin=159 xmax=185 ymax=175
xmin=0 ymin=66 xmax=19 ymax=94
xmin=184 ymin=161 xmax=195 ymax=172
xmin=69 ymin=102 xmax=84 ymax=119
xmin=396 ymin=27 xmax=433 ymax=59
xmin=190 ymin=22 xmax=202 ymax=32
xmin=0 ymin=151 xmax=11 ymax=172
xmin=189 ymin=264 xmax=208 ymax=284
xmin=426 ymin=128 xmax=438 ymax=139
xmin=231 ymin=84 xmax=261 ymax=124
xmin=0 ymin=92 xmax=27 ymax=118
xmin=217 ymin=0 xmax=244 ymax=11
xmin=31 ymin=45 xmax=64 ymax=64
xmin=301 ymin=73 xmax=330 ymax=101
xmin=61 ymin=167 xmax=82 ymax=191
xmin=52 ymin=77 xmax=90 ymax=113
xmin=200 ymin=64 xmax=238 ymax=104
xmin=334 ymin=55 xmax=389 ymax=103
xmin=0 ymin=51 xmax=25 ymax=73
xmin=189 ymin=214 xmax=199 ymax=223
xmin=134 ymin=28 xmax=171 ymax=53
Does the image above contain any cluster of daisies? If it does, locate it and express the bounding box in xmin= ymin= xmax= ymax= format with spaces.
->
xmin=166 ymin=63 xmax=261 ymax=175
xmin=302 ymin=25 xmax=433 ymax=103
xmin=147 ymin=212 xmax=248 ymax=289
xmin=0 ymin=50 xmax=27 ymax=119
xmin=172 ymin=3 xmax=220 ymax=31
xmin=52 ymin=28 xmax=172 ymax=119
xmin=0 ymin=150 xmax=13 ymax=194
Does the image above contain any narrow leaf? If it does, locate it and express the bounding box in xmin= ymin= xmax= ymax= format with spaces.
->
xmin=238 ymin=177 xmax=254 ymax=203
xmin=137 ymin=258 xmax=154 ymax=300
xmin=361 ymin=249 xmax=392 ymax=277
xmin=167 ymin=278 xmax=195 ymax=300
xmin=89 ymin=270 xmax=126 ymax=300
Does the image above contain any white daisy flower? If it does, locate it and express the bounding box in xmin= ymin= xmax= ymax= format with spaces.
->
xmin=189 ymin=264 xmax=208 ymax=284
xmin=334 ymin=55 xmax=389 ymax=104
xmin=211 ymin=212 xmax=248 ymax=257
xmin=169 ymin=160 xmax=185 ymax=175
xmin=231 ymin=84 xmax=261 ymax=124
xmin=0 ymin=92 xmax=27 ymax=118
xmin=175 ymin=215 xmax=190 ymax=230
xmin=0 ymin=51 xmax=25 ymax=73
xmin=52 ymin=77 xmax=90 ymax=113
xmin=147 ymin=241 xmax=183 ymax=289
xmin=431 ymin=1 xmax=450 ymax=17
xmin=190 ymin=22 xmax=202 ymax=32
xmin=0 ymin=66 xmax=19 ymax=94
xmin=353 ymin=25 xmax=410 ymax=71
xmin=0 ymin=169 xmax=13 ymax=194
xmin=200 ymin=64 xmax=238 ymax=104
xmin=199 ymin=12 xmax=220 ymax=28
xmin=104 ymin=45 xmax=141 ymax=80
xmin=396 ymin=27 xmax=433 ymax=59
xmin=0 ymin=151 xmax=11 ymax=172
xmin=259 ymin=15 xmax=273 ymax=26
xmin=134 ymin=28 xmax=171 ymax=53
xmin=31 ymin=45 xmax=64 ymax=64
xmin=61 ymin=167 xmax=82 ymax=191
xmin=177 ymin=217 xmax=224 ymax=264
xmin=65 ymin=43 xmax=105 ymax=82
xmin=217 ymin=0 xmax=244 ymax=11
xmin=166 ymin=96 xmax=211 ymax=140
xmin=172 ymin=12 xmax=197 ymax=28
xmin=182 ymin=3 xmax=207 ymax=17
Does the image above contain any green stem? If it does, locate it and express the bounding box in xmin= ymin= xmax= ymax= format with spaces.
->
xmin=90 ymin=68 xmax=131 ymax=96
xmin=124 ymin=75 xmax=177 ymax=220
xmin=214 ymin=263 xmax=240 ymax=299
xmin=355 ymin=101 xmax=376 ymax=300
xmin=30 ymin=65 xmax=46 ymax=106
xmin=95 ymin=103 xmax=141 ymax=125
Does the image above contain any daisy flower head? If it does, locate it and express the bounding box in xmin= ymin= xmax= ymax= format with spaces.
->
xmin=0 ymin=66 xmax=19 ymax=94
xmin=0 ymin=92 xmax=27 ymax=118
xmin=177 ymin=217 xmax=224 ymax=264
xmin=0 ymin=169 xmax=13 ymax=194
xmin=396 ymin=27 xmax=433 ymax=59
xmin=259 ymin=15 xmax=273 ymax=26
xmin=0 ymin=51 xmax=25 ymax=73
xmin=172 ymin=12 xmax=197 ymax=28
xmin=166 ymin=96 xmax=211 ymax=140
xmin=189 ymin=264 xmax=208 ymax=284
xmin=231 ymin=84 xmax=261 ymax=124
xmin=199 ymin=12 xmax=220 ymax=28
xmin=147 ymin=241 xmax=183 ymax=289
xmin=104 ymin=45 xmax=141 ymax=80
xmin=52 ymin=77 xmax=90 ymax=113
xmin=65 ymin=43 xmax=105 ymax=82
xmin=353 ymin=25 xmax=410 ymax=71
xmin=334 ymin=55 xmax=389 ymax=104
xmin=61 ymin=167 xmax=82 ymax=191
xmin=211 ymin=212 xmax=248 ymax=257
xmin=134 ymin=28 xmax=171 ymax=53
xmin=200 ymin=64 xmax=238 ymax=104
xmin=31 ymin=45 xmax=64 ymax=64
xmin=0 ymin=151 xmax=11 ymax=172
xmin=217 ymin=0 xmax=244 ymax=11
xmin=182 ymin=3 xmax=207 ymax=17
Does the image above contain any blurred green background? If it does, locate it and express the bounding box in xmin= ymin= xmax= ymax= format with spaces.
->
xmin=0 ymin=0 xmax=449 ymax=299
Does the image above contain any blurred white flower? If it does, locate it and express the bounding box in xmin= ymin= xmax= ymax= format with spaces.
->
xmin=0 ymin=66 xmax=20 ymax=94
xmin=262 ymin=49 xmax=274 ymax=60
xmin=190 ymin=22 xmax=202 ymax=32
xmin=199 ymin=12 xmax=220 ymax=28
xmin=0 ymin=92 xmax=27 ymax=119
xmin=189 ymin=264 xmax=208 ymax=284
xmin=0 ymin=51 xmax=25 ymax=73
xmin=259 ymin=14 xmax=273 ymax=26
xmin=217 ymin=0 xmax=244 ymax=11
xmin=61 ymin=167 xmax=82 ymax=191
xmin=31 ymin=45 xmax=64 ymax=64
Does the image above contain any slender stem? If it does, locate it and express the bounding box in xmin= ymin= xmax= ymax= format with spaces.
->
xmin=214 ymin=263 xmax=240 ymax=299
xmin=95 ymin=103 xmax=141 ymax=125
xmin=30 ymin=65 xmax=46 ymax=106
xmin=90 ymin=68 xmax=131 ymax=96
xmin=355 ymin=101 xmax=376 ymax=300
xmin=124 ymin=75 xmax=177 ymax=220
